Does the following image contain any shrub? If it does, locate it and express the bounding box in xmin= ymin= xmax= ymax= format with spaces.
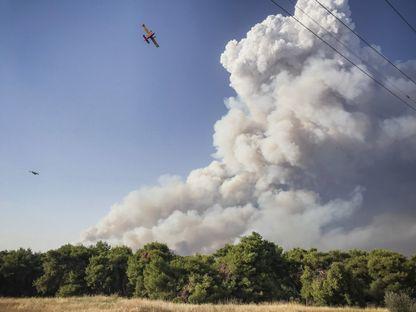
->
xmin=385 ymin=292 xmax=416 ymax=312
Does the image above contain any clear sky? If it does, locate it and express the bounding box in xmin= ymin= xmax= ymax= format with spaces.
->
xmin=1 ymin=0 xmax=415 ymax=251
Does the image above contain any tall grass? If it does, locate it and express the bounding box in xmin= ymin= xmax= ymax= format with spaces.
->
xmin=0 ymin=296 xmax=388 ymax=312
xmin=384 ymin=292 xmax=416 ymax=312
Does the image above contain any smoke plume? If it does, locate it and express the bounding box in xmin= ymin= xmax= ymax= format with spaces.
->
xmin=82 ymin=0 xmax=416 ymax=255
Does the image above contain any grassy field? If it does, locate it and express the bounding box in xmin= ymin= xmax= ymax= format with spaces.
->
xmin=0 ymin=296 xmax=388 ymax=312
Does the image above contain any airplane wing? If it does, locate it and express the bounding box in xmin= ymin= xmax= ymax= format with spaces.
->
xmin=142 ymin=24 xmax=152 ymax=35
xmin=150 ymin=37 xmax=159 ymax=48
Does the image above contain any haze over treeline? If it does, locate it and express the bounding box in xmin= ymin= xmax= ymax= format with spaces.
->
xmin=1 ymin=233 xmax=415 ymax=306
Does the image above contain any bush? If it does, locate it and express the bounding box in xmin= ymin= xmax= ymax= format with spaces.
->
xmin=385 ymin=292 xmax=416 ymax=312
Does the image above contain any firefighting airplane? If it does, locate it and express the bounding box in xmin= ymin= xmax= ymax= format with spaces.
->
xmin=142 ymin=24 xmax=159 ymax=48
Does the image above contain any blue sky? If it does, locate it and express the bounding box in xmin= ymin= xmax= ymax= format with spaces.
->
xmin=1 ymin=0 xmax=415 ymax=251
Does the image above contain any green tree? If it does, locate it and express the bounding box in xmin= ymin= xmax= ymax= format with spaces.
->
xmin=143 ymin=255 xmax=176 ymax=300
xmin=299 ymin=247 xmax=341 ymax=304
xmin=215 ymin=232 xmax=288 ymax=302
xmin=300 ymin=266 xmax=316 ymax=305
xmin=172 ymin=254 xmax=225 ymax=303
xmin=85 ymin=245 xmax=132 ymax=296
xmin=318 ymin=262 xmax=354 ymax=306
xmin=301 ymin=262 xmax=355 ymax=306
xmin=345 ymin=250 xmax=371 ymax=306
xmin=0 ymin=251 xmax=4 ymax=295
xmin=301 ymin=249 xmax=348 ymax=272
xmin=407 ymin=255 xmax=416 ymax=298
xmin=368 ymin=249 xmax=410 ymax=304
xmin=1 ymin=236 xmax=415 ymax=305
xmin=0 ymin=249 xmax=43 ymax=297
xmin=56 ymin=270 xmax=85 ymax=297
xmin=34 ymin=244 xmax=92 ymax=296
xmin=187 ymin=274 xmax=218 ymax=304
xmin=109 ymin=246 xmax=132 ymax=296
xmin=85 ymin=252 xmax=113 ymax=295
xmin=127 ymin=242 xmax=174 ymax=298
xmin=284 ymin=248 xmax=309 ymax=300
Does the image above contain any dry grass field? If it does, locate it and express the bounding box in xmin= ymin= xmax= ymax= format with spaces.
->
xmin=0 ymin=296 xmax=388 ymax=312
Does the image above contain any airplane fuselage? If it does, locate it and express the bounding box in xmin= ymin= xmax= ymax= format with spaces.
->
xmin=143 ymin=32 xmax=155 ymax=44
xmin=141 ymin=24 xmax=159 ymax=47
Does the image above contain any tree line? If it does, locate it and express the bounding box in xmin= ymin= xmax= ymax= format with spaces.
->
xmin=0 ymin=232 xmax=415 ymax=306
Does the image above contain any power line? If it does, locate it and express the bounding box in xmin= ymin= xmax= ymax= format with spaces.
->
xmin=284 ymin=0 xmax=416 ymax=105
xmin=384 ymin=0 xmax=416 ymax=36
xmin=313 ymin=0 xmax=416 ymax=88
xmin=267 ymin=0 xmax=416 ymax=113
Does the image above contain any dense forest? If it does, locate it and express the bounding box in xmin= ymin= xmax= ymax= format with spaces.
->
xmin=0 ymin=233 xmax=415 ymax=306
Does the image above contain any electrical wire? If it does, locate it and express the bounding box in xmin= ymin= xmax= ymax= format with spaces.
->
xmin=313 ymin=0 xmax=416 ymax=88
xmin=284 ymin=0 xmax=416 ymax=104
xmin=267 ymin=0 xmax=416 ymax=113
xmin=384 ymin=0 xmax=416 ymax=36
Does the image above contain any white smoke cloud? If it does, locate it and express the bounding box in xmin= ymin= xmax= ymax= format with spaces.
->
xmin=82 ymin=0 xmax=416 ymax=255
